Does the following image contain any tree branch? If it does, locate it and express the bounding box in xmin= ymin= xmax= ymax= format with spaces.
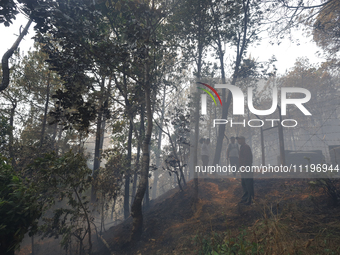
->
xmin=1 ymin=18 xmax=32 ymax=91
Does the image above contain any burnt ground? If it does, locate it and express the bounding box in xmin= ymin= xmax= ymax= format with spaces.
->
xmin=17 ymin=178 xmax=340 ymax=255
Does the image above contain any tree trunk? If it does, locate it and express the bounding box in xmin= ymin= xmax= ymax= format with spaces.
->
xmin=130 ymin=47 xmax=153 ymax=241
xmin=40 ymin=72 xmax=50 ymax=147
xmin=51 ymin=122 xmax=58 ymax=151
xmin=1 ymin=19 xmax=32 ymax=91
xmin=55 ymin=125 xmax=63 ymax=156
xmin=213 ymin=0 xmax=250 ymax=165
xmin=91 ymin=78 xmax=106 ymax=203
xmin=9 ymin=100 xmax=16 ymax=167
xmin=132 ymin=118 xmax=142 ymax=201
xmin=211 ymin=2 xmax=228 ymax=166
xmin=152 ymin=85 xmax=166 ymax=200
xmin=122 ymin=64 xmax=133 ymax=219
xmin=143 ymin=178 xmax=149 ymax=209
xmin=124 ymin=118 xmax=133 ymax=219
xmin=193 ymin=89 xmax=200 ymax=204
xmin=131 ymin=161 xmax=138 ymax=202
xmin=193 ymin=37 xmax=203 ymax=205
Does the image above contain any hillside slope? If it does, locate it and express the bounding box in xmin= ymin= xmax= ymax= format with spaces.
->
xmin=17 ymin=177 xmax=340 ymax=255
xmin=93 ymin=177 xmax=340 ymax=255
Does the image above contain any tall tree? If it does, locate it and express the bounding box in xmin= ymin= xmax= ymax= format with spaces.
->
xmin=213 ymin=0 xmax=263 ymax=165
xmin=30 ymin=0 xmax=178 ymax=242
xmin=169 ymin=0 xmax=213 ymax=203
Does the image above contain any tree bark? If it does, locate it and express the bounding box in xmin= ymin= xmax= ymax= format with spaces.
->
xmin=143 ymin=178 xmax=149 ymax=209
xmin=1 ymin=19 xmax=32 ymax=91
xmin=9 ymin=100 xmax=16 ymax=167
xmin=40 ymin=72 xmax=50 ymax=147
xmin=132 ymin=108 xmax=143 ymax=201
xmin=91 ymin=78 xmax=106 ymax=203
xmin=130 ymin=47 xmax=153 ymax=242
xmin=213 ymin=0 xmax=250 ymax=165
xmin=121 ymin=65 xmax=134 ymax=219
xmin=193 ymin=32 xmax=203 ymax=205
xmin=124 ymin=118 xmax=133 ymax=219
xmin=152 ymin=85 xmax=166 ymax=200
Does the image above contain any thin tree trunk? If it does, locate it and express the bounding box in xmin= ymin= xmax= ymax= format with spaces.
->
xmin=56 ymin=125 xmax=63 ymax=156
xmin=121 ymin=63 xmax=134 ymax=219
xmin=152 ymin=85 xmax=166 ymax=200
xmin=210 ymin=1 xmax=227 ymax=166
xmin=193 ymin=39 xmax=203 ymax=205
xmin=91 ymin=78 xmax=106 ymax=203
xmin=131 ymin=135 xmax=141 ymax=202
xmin=213 ymin=0 xmax=250 ymax=165
xmin=51 ymin=122 xmax=58 ymax=151
xmin=193 ymin=89 xmax=200 ymax=204
xmin=131 ymin=169 xmax=138 ymax=202
xmin=40 ymin=72 xmax=50 ymax=147
xmin=9 ymin=100 xmax=16 ymax=167
xmin=110 ymin=196 xmax=117 ymax=220
xmin=124 ymin=118 xmax=133 ymax=219
xmin=74 ymin=188 xmax=92 ymax=254
xmin=132 ymin=104 xmax=144 ymax=201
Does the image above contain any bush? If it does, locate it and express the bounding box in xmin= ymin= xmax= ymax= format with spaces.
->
xmin=0 ymin=155 xmax=42 ymax=255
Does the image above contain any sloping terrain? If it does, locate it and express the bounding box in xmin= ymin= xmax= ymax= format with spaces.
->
xmin=93 ymin=177 xmax=340 ymax=255
xmin=17 ymin=177 xmax=340 ymax=255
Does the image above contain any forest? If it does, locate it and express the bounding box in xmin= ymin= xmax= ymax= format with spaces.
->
xmin=1 ymin=0 xmax=340 ymax=254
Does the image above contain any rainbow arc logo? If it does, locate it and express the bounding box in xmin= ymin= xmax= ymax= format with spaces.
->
xmin=196 ymin=82 xmax=222 ymax=106
xmin=197 ymin=82 xmax=222 ymax=115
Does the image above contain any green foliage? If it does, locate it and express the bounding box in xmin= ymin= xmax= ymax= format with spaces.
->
xmin=0 ymin=155 xmax=42 ymax=254
xmin=29 ymin=150 xmax=91 ymax=198
xmin=162 ymin=106 xmax=190 ymax=189
xmin=194 ymin=229 xmax=261 ymax=255
xmin=28 ymin=150 xmax=93 ymax=254
xmin=93 ymin=147 xmax=125 ymax=232
xmin=0 ymin=116 xmax=11 ymax=155
xmin=0 ymin=0 xmax=43 ymax=27
xmin=95 ymin=147 xmax=125 ymax=196
xmin=0 ymin=0 xmax=18 ymax=26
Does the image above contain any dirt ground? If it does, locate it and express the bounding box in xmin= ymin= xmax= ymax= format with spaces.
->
xmin=17 ymin=177 xmax=340 ymax=255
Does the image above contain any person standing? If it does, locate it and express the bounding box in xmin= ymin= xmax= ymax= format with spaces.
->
xmin=201 ymin=138 xmax=210 ymax=168
xmin=236 ymin=136 xmax=254 ymax=205
xmin=227 ymin=136 xmax=239 ymax=177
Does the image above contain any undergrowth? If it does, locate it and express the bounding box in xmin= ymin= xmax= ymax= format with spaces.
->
xmin=194 ymin=200 xmax=340 ymax=255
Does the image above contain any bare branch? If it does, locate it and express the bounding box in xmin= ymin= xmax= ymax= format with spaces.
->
xmin=1 ymin=18 xmax=32 ymax=92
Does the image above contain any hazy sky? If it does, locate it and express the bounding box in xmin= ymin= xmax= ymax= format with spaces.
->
xmin=1 ymin=14 xmax=325 ymax=76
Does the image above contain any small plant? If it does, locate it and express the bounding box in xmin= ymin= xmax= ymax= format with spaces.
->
xmin=194 ymin=229 xmax=261 ymax=255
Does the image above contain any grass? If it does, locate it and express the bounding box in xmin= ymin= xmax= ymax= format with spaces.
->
xmin=194 ymin=197 xmax=340 ymax=255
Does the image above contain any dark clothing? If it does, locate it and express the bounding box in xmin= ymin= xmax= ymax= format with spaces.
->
xmin=241 ymin=178 xmax=254 ymax=204
xmin=229 ymin=156 xmax=238 ymax=177
xmin=238 ymin=143 xmax=254 ymax=204
xmin=239 ymin=144 xmax=252 ymax=167
xmin=201 ymin=155 xmax=209 ymax=167
xmin=228 ymin=143 xmax=239 ymax=177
